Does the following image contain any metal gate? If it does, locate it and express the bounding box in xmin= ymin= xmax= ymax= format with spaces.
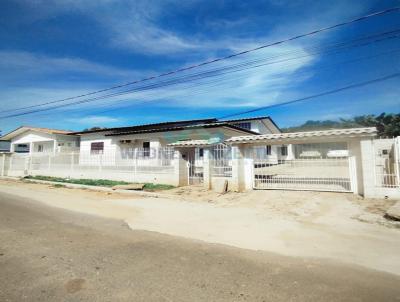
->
xmin=373 ymin=137 xmax=400 ymax=188
xmin=253 ymin=143 xmax=352 ymax=192
xmin=188 ymin=148 xmax=204 ymax=185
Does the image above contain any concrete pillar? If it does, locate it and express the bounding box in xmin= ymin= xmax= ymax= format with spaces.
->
xmin=231 ymin=145 xmax=246 ymax=192
xmin=174 ymin=148 xmax=189 ymax=186
xmin=243 ymin=145 xmax=254 ymax=190
xmin=1 ymin=154 xmax=5 ymax=176
xmin=348 ymin=139 xmax=363 ymax=195
xmin=203 ymin=148 xmax=212 ymax=189
xmin=359 ymin=138 xmax=376 ymax=198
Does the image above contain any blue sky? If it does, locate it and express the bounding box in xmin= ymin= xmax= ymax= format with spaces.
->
xmin=0 ymin=0 xmax=399 ymax=133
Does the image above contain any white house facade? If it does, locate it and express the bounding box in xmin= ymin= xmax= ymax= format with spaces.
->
xmin=1 ymin=127 xmax=80 ymax=154
xmin=73 ymin=116 xmax=284 ymax=166
xmin=1 ymin=118 xmax=398 ymax=199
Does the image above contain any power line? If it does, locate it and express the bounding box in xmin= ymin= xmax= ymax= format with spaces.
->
xmin=2 ymin=6 xmax=399 ymax=114
xmin=1 ymin=30 xmax=399 ymax=119
xmin=218 ymin=72 xmax=400 ymax=119
xmin=90 ymin=47 xmax=400 ymax=117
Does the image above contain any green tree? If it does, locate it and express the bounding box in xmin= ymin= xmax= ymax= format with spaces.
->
xmin=282 ymin=113 xmax=400 ymax=137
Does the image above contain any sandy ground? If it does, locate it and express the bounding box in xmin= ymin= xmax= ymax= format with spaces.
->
xmin=0 ymin=179 xmax=399 ymax=276
xmin=2 ymin=193 xmax=400 ymax=301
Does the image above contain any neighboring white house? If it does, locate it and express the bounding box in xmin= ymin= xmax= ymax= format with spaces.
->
xmin=0 ymin=140 xmax=10 ymax=152
xmin=1 ymin=126 xmax=80 ymax=154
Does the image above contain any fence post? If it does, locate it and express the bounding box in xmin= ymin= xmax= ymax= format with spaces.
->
xmin=202 ymin=148 xmax=212 ymax=189
xmin=1 ymin=154 xmax=5 ymax=176
xmin=28 ymin=154 xmax=33 ymax=174
xmin=9 ymin=154 xmax=13 ymax=172
xmin=231 ymin=145 xmax=245 ymax=192
xmin=348 ymin=156 xmax=358 ymax=195
xmin=24 ymin=156 xmax=30 ymax=175
xmin=395 ymin=137 xmax=400 ymax=187
xmin=134 ymin=149 xmax=137 ymax=182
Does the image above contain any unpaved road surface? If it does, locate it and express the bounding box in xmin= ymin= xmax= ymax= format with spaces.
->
xmin=1 ymin=180 xmax=399 ymax=276
xmin=1 ymin=192 xmax=400 ymax=301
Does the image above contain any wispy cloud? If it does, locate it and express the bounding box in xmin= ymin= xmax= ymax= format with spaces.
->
xmin=0 ymin=50 xmax=140 ymax=81
xmin=68 ymin=115 xmax=121 ymax=125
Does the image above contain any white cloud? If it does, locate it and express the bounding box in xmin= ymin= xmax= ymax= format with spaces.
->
xmin=0 ymin=0 xmax=377 ymax=118
xmin=68 ymin=115 xmax=121 ymax=125
xmin=0 ymin=50 xmax=139 ymax=79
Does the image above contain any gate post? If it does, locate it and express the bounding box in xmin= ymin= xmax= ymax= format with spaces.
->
xmin=1 ymin=154 xmax=5 ymax=176
xmin=231 ymin=145 xmax=246 ymax=192
xmin=174 ymin=148 xmax=189 ymax=186
xmin=348 ymin=155 xmax=358 ymax=195
xmin=243 ymin=145 xmax=254 ymax=190
xmin=203 ymin=148 xmax=212 ymax=189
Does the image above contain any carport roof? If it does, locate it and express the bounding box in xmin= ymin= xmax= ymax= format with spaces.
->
xmin=225 ymin=127 xmax=377 ymax=144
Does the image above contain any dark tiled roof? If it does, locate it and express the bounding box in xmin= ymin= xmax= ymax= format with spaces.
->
xmin=71 ymin=116 xmax=275 ymax=136
xmin=71 ymin=118 xmax=218 ymax=135
xmin=105 ymin=122 xmax=258 ymax=136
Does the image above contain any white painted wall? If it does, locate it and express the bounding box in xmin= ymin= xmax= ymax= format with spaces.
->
xmin=10 ymin=130 xmax=79 ymax=154
xmin=78 ymin=127 xmax=255 ymax=166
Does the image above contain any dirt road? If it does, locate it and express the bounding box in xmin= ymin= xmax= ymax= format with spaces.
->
xmin=1 ymin=191 xmax=400 ymax=301
xmin=1 ymin=179 xmax=399 ymax=276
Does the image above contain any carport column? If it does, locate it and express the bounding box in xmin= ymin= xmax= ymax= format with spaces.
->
xmin=203 ymin=148 xmax=212 ymax=190
xmin=231 ymin=144 xmax=246 ymax=192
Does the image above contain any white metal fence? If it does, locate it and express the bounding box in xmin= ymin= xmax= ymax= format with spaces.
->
xmin=253 ymin=142 xmax=352 ymax=192
xmin=1 ymin=147 xmax=177 ymax=185
xmin=211 ymin=144 xmax=232 ymax=177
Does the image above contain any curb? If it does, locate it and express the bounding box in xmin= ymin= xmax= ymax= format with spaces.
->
xmin=0 ymin=177 xmax=177 ymax=199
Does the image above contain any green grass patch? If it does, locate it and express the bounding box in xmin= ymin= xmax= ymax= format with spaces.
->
xmin=24 ymin=175 xmax=175 ymax=191
xmin=52 ymin=183 xmax=66 ymax=188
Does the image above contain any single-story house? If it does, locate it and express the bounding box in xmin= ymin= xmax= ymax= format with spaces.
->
xmin=71 ymin=116 xmax=290 ymax=165
xmin=1 ymin=126 xmax=80 ymax=154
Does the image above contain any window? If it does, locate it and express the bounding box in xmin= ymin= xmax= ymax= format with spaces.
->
xmin=91 ymin=142 xmax=104 ymax=154
xmin=234 ymin=122 xmax=251 ymax=130
xmin=37 ymin=145 xmax=43 ymax=152
xmin=199 ymin=148 xmax=204 ymax=158
xmin=266 ymin=145 xmax=271 ymax=155
xmin=281 ymin=145 xmax=288 ymax=156
xmin=143 ymin=141 xmax=150 ymax=157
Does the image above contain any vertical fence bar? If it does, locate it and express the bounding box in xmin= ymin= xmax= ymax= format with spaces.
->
xmin=70 ymin=152 xmax=74 ymax=172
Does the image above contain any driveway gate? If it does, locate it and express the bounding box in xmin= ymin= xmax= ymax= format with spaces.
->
xmin=253 ymin=142 xmax=353 ymax=192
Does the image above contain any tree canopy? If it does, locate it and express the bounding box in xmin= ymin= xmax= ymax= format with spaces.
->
xmin=282 ymin=113 xmax=400 ymax=137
